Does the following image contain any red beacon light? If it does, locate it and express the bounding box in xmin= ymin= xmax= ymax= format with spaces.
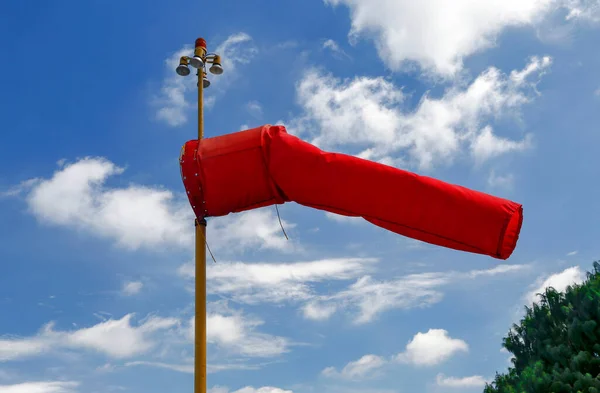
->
xmin=195 ymin=38 xmax=207 ymax=49
xmin=189 ymin=38 xmax=207 ymax=70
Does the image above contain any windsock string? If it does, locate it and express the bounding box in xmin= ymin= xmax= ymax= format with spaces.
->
xmin=275 ymin=204 xmax=289 ymax=240
xmin=198 ymin=225 xmax=217 ymax=264
xmin=206 ymin=240 xmax=217 ymax=264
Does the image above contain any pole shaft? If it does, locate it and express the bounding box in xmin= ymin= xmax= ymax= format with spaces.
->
xmin=197 ymin=70 xmax=204 ymax=140
xmin=195 ymin=66 xmax=207 ymax=393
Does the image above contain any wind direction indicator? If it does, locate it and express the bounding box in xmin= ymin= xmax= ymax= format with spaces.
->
xmin=175 ymin=35 xmax=523 ymax=393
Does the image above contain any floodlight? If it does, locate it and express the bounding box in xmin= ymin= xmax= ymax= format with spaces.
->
xmin=189 ymin=56 xmax=204 ymax=69
xmin=176 ymin=56 xmax=191 ymax=76
xmin=209 ymin=55 xmax=223 ymax=75
xmin=176 ymin=64 xmax=190 ymax=76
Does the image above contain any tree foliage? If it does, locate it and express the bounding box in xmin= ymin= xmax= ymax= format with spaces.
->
xmin=484 ymin=261 xmax=600 ymax=393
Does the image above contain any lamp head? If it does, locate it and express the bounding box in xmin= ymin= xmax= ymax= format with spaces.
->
xmin=189 ymin=56 xmax=204 ymax=69
xmin=203 ymin=76 xmax=211 ymax=89
xmin=209 ymin=55 xmax=223 ymax=75
xmin=209 ymin=63 xmax=223 ymax=75
xmin=176 ymin=64 xmax=190 ymax=76
xmin=176 ymin=56 xmax=191 ymax=76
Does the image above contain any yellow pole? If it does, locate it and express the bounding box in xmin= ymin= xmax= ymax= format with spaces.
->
xmin=194 ymin=39 xmax=207 ymax=393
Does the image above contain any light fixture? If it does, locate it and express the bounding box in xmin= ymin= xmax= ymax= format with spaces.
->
xmin=209 ymin=55 xmax=223 ymax=75
xmin=176 ymin=56 xmax=191 ymax=76
xmin=174 ymin=38 xmax=223 ymax=87
xmin=189 ymin=56 xmax=204 ymax=69
xmin=195 ymin=38 xmax=207 ymax=50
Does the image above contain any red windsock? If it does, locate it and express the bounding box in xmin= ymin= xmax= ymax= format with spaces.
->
xmin=180 ymin=125 xmax=523 ymax=259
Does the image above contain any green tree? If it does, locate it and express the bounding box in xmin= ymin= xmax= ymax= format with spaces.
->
xmin=484 ymin=261 xmax=600 ymax=393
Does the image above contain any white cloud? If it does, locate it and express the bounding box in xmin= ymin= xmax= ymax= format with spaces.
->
xmin=324 ymin=212 xmax=364 ymax=224
xmin=126 ymin=360 xmax=260 ymax=374
xmin=215 ymin=33 xmax=258 ymax=73
xmin=0 ymin=178 xmax=41 ymax=198
xmin=488 ymin=171 xmax=515 ymax=189
xmin=154 ymin=46 xmax=195 ymax=126
xmin=191 ymin=33 xmax=258 ymax=106
xmin=0 ymin=381 xmax=79 ymax=393
xmin=567 ymin=250 xmax=578 ymax=256
xmin=510 ymin=54 xmax=553 ymax=84
xmin=0 ymin=314 xmax=178 ymax=361
xmin=234 ymin=388 xmax=293 ymax=393
xmin=188 ymin=310 xmax=290 ymax=357
xmin=525 ymin=266 xmax=585 ymax=305
xmin=206 ymin=314 xmax=245 ymax=344
xmin=565 ymin=0 xmax=600 ymax=22
xmin=177 ymin=262 xmax=195 ymax=279
xmin=0 ymin=334 xmax=52 ymax=362
xmin=322 ymin=330 xmax=469 ymax=380
xmin=208 ymin=209 xmax=298 ymax=253
xmin=126 ymin=361 xmax=193 ymax=374
xmin=179 ymin=258 xmax=524 ymax=324
xmin=167 ymin=209 xmax=299 ymax=260
xmin=301 ymin=302 xmax=337 ymax=320
xmin=395 ymin=329 xmax=468 ymax=366
xmin=464 ymin=264 xmax=527 ymax=278
xmin=23 ymin=158 xmax=192 ymax=250
xmin=193 ymin=257 xmax=377 ymax=304
xmin=325 ymin=0 xmax=595 ymax=76
xmin=154 ymin=33 xmax=257 ymax=127
xmin=311 ymin=264 xmax=528 ymax=323
xmin=322 ymin=354 xmax=386 ymax=380
xmin=95 ymin=363 xmax=115 ymax=373
xmin=436 ymin=374 xmax=489 ymax=388
xmin=122 ymin=281 xmax=143 ymax=296
xmin=246 ymin=101 xmax=263 ymax=118
xmin=292 ymin=71 xmax=403 ymax=149
xmin=210 ymin=388 xmax=231 ymax=393
xmin=328 ymin=274 xmax=448 ymax=324
xmin=323 ymin=39 xmax=350 ymax=59
xmin=312 ymin=388 xmax=396 ymax=393
xmin=211 ymin=388 xmax=293 ymax=393
xmin=291 ymin=57 xmax=549 ymax=170
xmin=471 ymin=126 xmax=533 ymax=163
xmin=65 ymin=314 xmax=178 ymax=358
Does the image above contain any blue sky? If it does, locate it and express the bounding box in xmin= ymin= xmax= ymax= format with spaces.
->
xmin=1 ymin=0 xmax=600 ymax=392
